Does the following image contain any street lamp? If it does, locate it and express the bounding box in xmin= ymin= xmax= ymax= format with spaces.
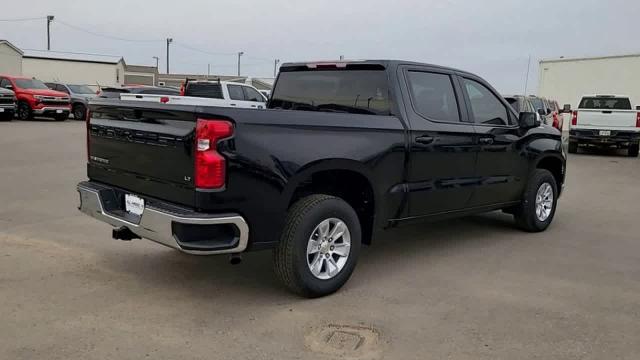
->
xmin=46 ymin=15 xmax=55 ymax=50
xmin=166 ymin=38 xmax=173 ymax=74
xmin=237 ymin=51 xmax=244 ymax=77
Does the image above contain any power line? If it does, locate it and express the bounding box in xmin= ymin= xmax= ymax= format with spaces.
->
xmin=0 ymin=16 xmax=45 ymax=22
xmin=173 ymin=42 xmax=236 ymax=56
xmin=22 ymin=48 xmax=122 ymax=58
xmin=55 ymin=20 xmax=163 ymax=43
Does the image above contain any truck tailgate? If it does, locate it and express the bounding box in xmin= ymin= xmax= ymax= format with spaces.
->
xmin=87 ymin=101 xmax=198 ymax=207
xmin=576 ymin=109 xmax=638 ymax=129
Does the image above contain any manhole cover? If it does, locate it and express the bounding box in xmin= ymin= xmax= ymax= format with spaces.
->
xmin=305 ymin=324 xmax=382 ymax=359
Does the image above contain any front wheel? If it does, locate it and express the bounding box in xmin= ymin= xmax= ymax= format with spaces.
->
xmin=514 ymin=169 xmax=558 ymax=232
xmin=73 ymin=104 xmax=86 ymax=121
xmin=17 ymin=102 xmax=32 ymax=121
xmin=273 ymin=195 xmax=361 ymax=298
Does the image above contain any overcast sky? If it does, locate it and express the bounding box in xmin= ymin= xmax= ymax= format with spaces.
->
xmin=1 ymin=0 xmax=638 ymax=93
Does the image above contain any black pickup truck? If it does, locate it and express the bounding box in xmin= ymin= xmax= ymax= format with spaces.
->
xmin=78 ymin=60 xmax=566 ymax=297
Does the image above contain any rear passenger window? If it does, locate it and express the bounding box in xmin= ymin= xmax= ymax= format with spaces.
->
xmin=407 ymin=71 xmax=460 ymax=122
xmin=463 ymin=79 xmax=511 ymax=126
xmin=227 ymin=85 xmax=245 ymax=101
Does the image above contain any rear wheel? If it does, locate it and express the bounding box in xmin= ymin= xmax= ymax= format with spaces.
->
xmin=17 ymin=102 xmax=32 ymax=120
xmin=273 ymin=194 xmax=361 ymax=298
xmin=568 ymin=141 xmax=578 ymax=154
xmin=514 ymin=169 xmax=558 ymax=232
xmin=73 ymin=104 xmax=86 ymax=121
xmin=628 ymin=143 xmax=639 ymax=157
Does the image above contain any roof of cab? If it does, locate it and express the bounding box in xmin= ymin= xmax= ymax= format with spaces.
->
xmin=280 ymin=59 xmax=475 ymax=76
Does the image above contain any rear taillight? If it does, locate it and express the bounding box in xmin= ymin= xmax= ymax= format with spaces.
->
xmin=180 ymin=82 xmax=185 ymax=96
xmin=571 ymin=111 xmax=578 ymax=126
xmin=636 ymin=112 xmax=640 ymax=127
xmin=194 ymin=119 xmax=233 ymax=189
xmin=160 ymin=96 xmax=169 ymax=103
xmin=552 ymin=113 xmax=559 ymax=129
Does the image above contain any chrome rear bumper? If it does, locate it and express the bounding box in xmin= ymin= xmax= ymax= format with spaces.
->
xmin=77 ymin=182 xmax=249 ymax=255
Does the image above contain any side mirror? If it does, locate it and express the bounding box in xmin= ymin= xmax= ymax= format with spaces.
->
xmin=520 ymin=112 xmax=540 ymax=129
xmin=546 ymin=108 xmax=552 ymax=115
xmin=563 ymin=104 xmax=571 ymax=113
xmin=537 ymin=108 xmax=546 ymax=117
xmin=636 ymin=105 xmax=640 ymax=111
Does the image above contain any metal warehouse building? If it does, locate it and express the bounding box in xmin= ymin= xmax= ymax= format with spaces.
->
xmin=538 ymin=53 xmax=640 ymax=108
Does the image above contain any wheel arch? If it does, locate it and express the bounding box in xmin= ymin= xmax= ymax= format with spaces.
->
xmin=284 ymin=159 xmax=378 ymax=245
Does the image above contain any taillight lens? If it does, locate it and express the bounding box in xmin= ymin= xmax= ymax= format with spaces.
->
xmin=552 ymin=113 xmax=559 ymax=129
xmin=636 ymin=112 xmax=640 ymax=128
xmin=571 ymin=111 xmax=578 ymax=126
xmin=194 ymin=119 xmax=233 ymax=189
xmin=180 ymin=82 xmax=185 ymax=96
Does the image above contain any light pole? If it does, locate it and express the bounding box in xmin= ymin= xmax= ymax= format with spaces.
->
xmin=46 ymin=15 xmax=54 ymax=50
xmin=273 ymin=59 xmax=280 ymax=77
xmin=237 ymin=51 xmax=244 ymax=77
xmin=166 ymin=38 xmax=173 ymax=74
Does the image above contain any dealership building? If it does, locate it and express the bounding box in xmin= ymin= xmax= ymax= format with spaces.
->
xmin=538 ymin=53 xmax=640 ymax=108
xmin=0 ymin=39 xmax=273 ymax=90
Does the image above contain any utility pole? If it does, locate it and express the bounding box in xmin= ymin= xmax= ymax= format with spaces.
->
xmin=208 ymin=63 xmax=211 ymax=77
xmin=46 ymin=15 xmax=54 ymax=50
xmin=524 ymin=55 xmax=532 ymax=95
xmin=152 ymin=56 xmax=159 ymax=70
xmin=166 ymin=38 xmax=173 ymax=74
xmin=339 ymin=55 xmax=344 ymax=60
xmin=237 ymin=52 xmax=244 ymax=77
xmin=273 ymin=59 xmax=280 ymax=77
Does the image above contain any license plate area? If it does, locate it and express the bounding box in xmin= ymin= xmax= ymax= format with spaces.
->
xmin=125 ymin=194 xmax=145 ymax=216
xmin=599 ymin=130 xmax=611 ymax=136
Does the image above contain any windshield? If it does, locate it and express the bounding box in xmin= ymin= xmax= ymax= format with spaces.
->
xmin=579 ymin=97 xmax=632 ymax=110
xmin=269 ymin=69 xmax=391 ymax=115
xmin=530 ymin=98 xmax=544 ymax=111
xmin=15 ymin=79 xmax=50 ymax=90
xmin=68 ymin=85 xmax=95 ymax=94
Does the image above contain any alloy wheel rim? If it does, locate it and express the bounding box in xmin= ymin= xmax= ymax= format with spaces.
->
xmin=535 ymin=182 xmax=554 ymax=221
xmin=18 ymin=104 xmax=29 ymax=119
xmin=306 ymin=218 xmax=351 ymax=280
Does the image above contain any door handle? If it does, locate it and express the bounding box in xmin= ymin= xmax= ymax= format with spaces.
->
xmin=230 ymin=103 xmax=237 ymax=106
xmin=415 ymin=136 xmax=435 ymax=145
xmin=479 ymin=137 xmax=494 ymax=145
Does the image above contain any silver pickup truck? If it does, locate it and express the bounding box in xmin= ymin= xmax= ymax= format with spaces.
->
xmin=0 ymin=87 xmax=16 ymax=121
xmin=569 ymin=95 xmax=640 ymax=157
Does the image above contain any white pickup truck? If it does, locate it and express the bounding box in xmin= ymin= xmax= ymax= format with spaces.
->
xmin=120 ymin=80 xmax=267 ymax=109
xmin=569 ymin=95 xmax=640 ymax=157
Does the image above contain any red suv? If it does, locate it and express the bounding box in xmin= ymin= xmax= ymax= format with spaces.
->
xmin=0 ymin=75 xmax=71 ymax=121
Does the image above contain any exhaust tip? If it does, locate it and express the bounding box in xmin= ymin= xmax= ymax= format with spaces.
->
xmin=229 ymin=254 xmax=242 ymax=265
xmin=112 ymin=226 xmax=141 ymax=241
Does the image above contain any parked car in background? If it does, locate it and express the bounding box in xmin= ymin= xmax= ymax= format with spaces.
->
xmin=529 ymin=96 xmax=563 ymax=130
xmin=180 ymin=79 xmax=266 ymax=109
xmin=505 ymin=95 xmax=536 ymax=114
xmin=0 ymin=87 xmax=16 ymax=121
xmin=0 ymin=75 xmax=70 ymax=121
xmin=78 ymin=60 xmax=566 ymax=297
xmin=45 ymin=82 xmax=97 ymax=120
xmin=98 ymin=85 xmax=180 ymax=99
xmin=569 ymin=95 xmax=640 ymax=156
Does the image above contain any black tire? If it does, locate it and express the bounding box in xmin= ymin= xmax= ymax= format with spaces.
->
xmin=73 ymin=104 xmax=86 ymax=121
xmin=568 ymin=141 xmax=578 ymax=154
xmin=628 ymin=143 xmax=639 ymax=157
xmin=0 ymin=112 xmax=12 ymax=121
xmin=16 ymin=102 xmax=32 ymax=121
xmin=513 ymin=169 xmax=558 ymax=232
xmin=273 ymin=194 xmax=361 ymax=298
xmin=54 ymin=113 xmax=69 ymax=121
